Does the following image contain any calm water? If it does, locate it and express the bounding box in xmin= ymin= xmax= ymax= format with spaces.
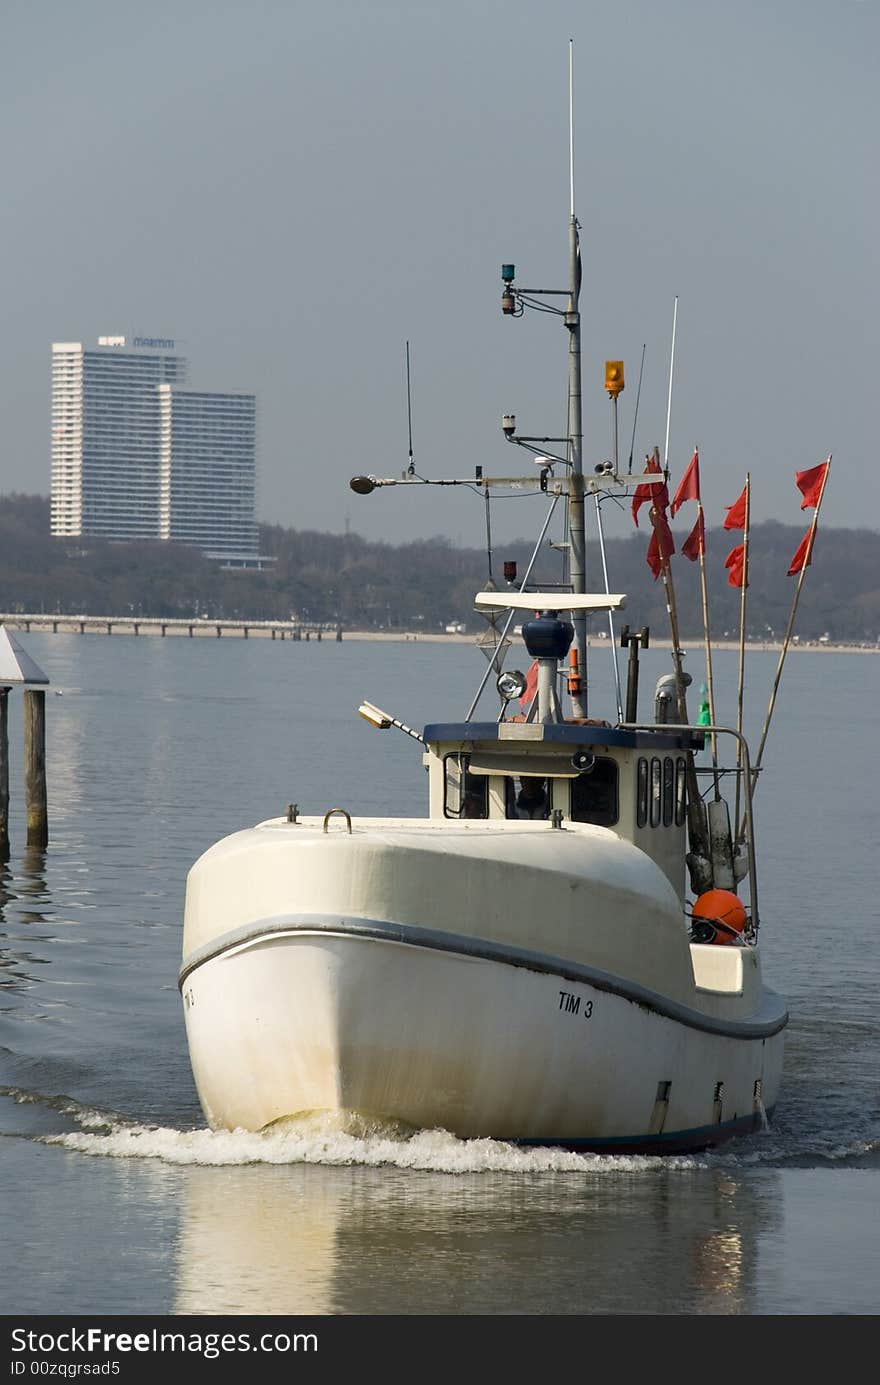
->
xmin=1 ymin=632 xmax=878 ymax=1316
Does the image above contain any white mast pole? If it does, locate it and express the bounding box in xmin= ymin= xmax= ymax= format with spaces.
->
xmin=565 ymin=38 xmax=588 ymax=718
xmin=739 ymin=457 xmax=832 ymax=836
xmin=663 ymin=296 xmax=678 ymax=481
xmin=733 ymin=473 xmax=751 ymax=837
xmin=569 ymin=39 xmax=575 ymax=220
xmin=695 ymin=488 xmax=721 ymax=797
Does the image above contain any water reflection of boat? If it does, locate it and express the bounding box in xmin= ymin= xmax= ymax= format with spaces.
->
xmin=172 ymin=1153 xmax=781 ymax=1315
xmin=180 ymin=58 xmax=787 ymax=1153
xmin=174 ymin=1164 xmax=338 ymax=1316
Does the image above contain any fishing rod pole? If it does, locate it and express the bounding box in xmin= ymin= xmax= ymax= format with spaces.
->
xmin=405 ymin=340 xmax=415 ymax=476
xmin=737 ymin=456 xmax=833 ymax=842
xmin=733 ymin=474 xmax=751 ymax=838
xmin=663 ymin=297 xmax=678 ymax=484
xmin=565 ymin=38 xmax=588 ymax=719
xmin=693 ymin=469 xmax=721 ymax=798
xmin=627 ymin=342 xmax=646 ymax=476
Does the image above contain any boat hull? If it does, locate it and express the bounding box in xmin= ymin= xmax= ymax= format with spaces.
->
xmin=182 ymin=921 xmax=785 ymax=1151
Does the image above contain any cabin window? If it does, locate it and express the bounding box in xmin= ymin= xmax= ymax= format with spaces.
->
xmin=662 ymin=756 xmax=675 ymax=826
xmin=443 ymin=754 xmax=487 ymax=819
xmin=675 ymin=757 xmax=687 ymax=826
xmin=636 ymin=758 xmax=648 ymax=828
xmin=650 ymin=758 xmax=662 ymax=828
xmin=570 ymin=757 xmax=618 ymax=827
xmin=505 ymin=775 xmax=551 ymax=820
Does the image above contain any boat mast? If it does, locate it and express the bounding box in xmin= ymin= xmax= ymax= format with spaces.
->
xmin=565 ymin=41 xmax=588 ymax=718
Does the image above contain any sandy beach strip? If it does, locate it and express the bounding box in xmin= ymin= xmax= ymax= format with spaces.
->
xmin=341 ymin=630 xmax=878 ymax=653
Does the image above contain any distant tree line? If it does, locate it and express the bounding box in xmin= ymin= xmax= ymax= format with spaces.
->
xmin=0 ymin=493 xmax=877 ymax=643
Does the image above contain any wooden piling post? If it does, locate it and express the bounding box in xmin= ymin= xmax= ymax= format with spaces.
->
xmin=0 ymin=628 xmax=50 ymax=854
xmin=24 ymin=688 xmax=48 ymax=849
xmin=0 ymin=687 xmax=9 ymax=859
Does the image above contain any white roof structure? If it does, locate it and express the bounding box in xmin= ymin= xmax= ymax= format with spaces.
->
xmin=0 ymin=626 xmax=50 ymax=687
xmin=474 ymin=591 xmax=627 ymax=613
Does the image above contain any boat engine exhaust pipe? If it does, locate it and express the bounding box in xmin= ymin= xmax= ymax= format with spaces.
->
xmin=654 ymin=670 xmax=690 ymax=723
xmin=620 ymin=624 xmax=649 ymax=723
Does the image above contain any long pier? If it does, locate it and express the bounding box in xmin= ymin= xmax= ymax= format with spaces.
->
xmin=0 ymin=614 xmax=341 ymax=641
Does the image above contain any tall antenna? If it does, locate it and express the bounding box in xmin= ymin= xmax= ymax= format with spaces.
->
xmin=569 ymin=39 xmax=575 ymax=219
xmin=627 ymin=343 xmax=646 ymax=475
xmin=405 ymin=340 xmax=415 ymax=476
xmin=566 ymin=39 xmax=587 ymax=717
xmin=663 ymin=297 xmax=678 ymax=482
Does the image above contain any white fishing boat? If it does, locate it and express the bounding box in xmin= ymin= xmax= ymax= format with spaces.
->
xmin=180 ymin=61 xmax=788 ymax=1153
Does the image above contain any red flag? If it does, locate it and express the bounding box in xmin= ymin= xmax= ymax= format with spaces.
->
xmin=723 ymin=485 xmax=748 ymax=530
xmin=671 ymin=450 xmax=700 ymax=516
xmin=724 ymin=543 xmax=748 ymax=588
xmin=519 ymin=659 xmax=539 ymax=708
xmin=681 ymin=511 xmax=705 ymax=562
xmin=787 ymin=529 xmax=815 ymax=576
xmin=646 ymin=511 xmax=676 ymax=579
xmin=796 ymin=462 xmax=829 ymax=510
xmin=631 ymin=455 xmax=668 ymax=528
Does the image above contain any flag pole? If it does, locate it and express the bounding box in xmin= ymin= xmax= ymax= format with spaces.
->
xmin=651 ymin=478 xmax=688 ymax=721
xmin=670 ymin=446 xmax=718 ymax=794
xmin=738 ymin=457 xmax=832 ymax=839
xmin=647 ymin=449 xmax=710 ymax=876
xmin=644 ymin=452 xmax=689 ymax=717
xmin=662 ymin=297 xmax=678 ymax=484
xmin=733 ymin=473 xmax=751 ymax=837
xmin=695 ymin=488 xmax=721 ymax=798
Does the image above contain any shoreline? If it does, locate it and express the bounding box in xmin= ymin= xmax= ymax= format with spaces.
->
xmin=1 ymin=614 xmax=874 ymax=653
xmin=341 ymin=631 xmax=878 ymax=653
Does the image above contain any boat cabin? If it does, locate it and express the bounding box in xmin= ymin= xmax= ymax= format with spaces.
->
xmin=423 ymin=720 xmax=705 ymax=904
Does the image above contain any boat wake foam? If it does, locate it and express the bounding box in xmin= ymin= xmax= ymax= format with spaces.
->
xmin=9 ymin=1088 xmax=875 ymax=1172
xmin=43 ymin=1106 xmax=701 ymax=1173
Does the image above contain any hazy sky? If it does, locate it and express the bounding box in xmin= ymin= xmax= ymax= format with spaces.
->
xmin=2 ymin=0 xmax=877 ymax=551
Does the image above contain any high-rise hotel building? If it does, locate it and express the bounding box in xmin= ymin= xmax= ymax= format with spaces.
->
xmin=51 ymin=336 xmax=260 ymax=563
xmin=158 ymin=387 xmax=257 ymax=558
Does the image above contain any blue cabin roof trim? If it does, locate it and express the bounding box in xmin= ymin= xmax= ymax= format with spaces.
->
xmin=423 ymin=722 xmax=704 ymax=752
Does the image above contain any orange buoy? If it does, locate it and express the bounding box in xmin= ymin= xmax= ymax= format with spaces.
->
xmin=692 ymin=889 xmax=747 ymax=945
